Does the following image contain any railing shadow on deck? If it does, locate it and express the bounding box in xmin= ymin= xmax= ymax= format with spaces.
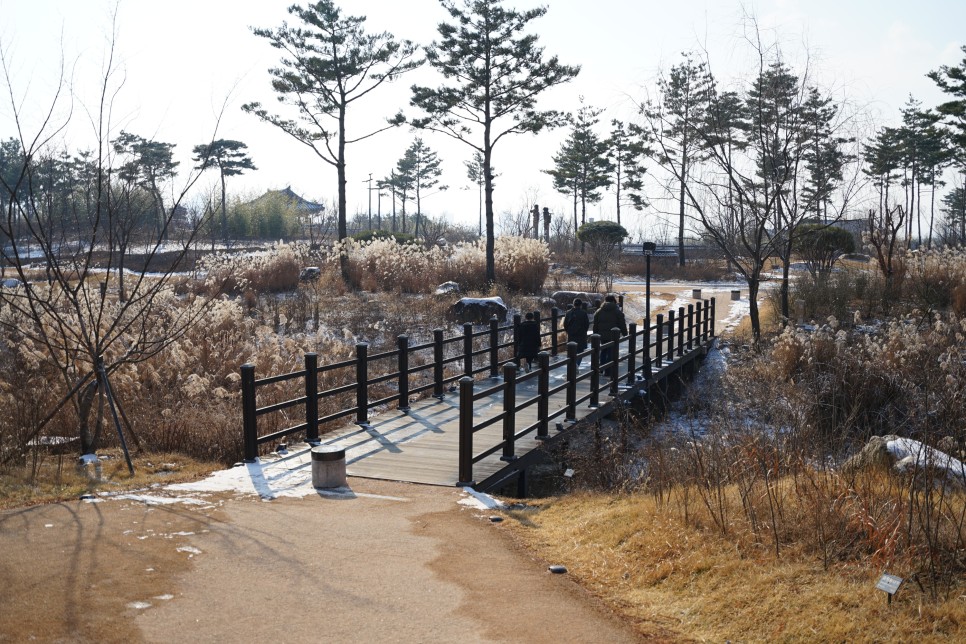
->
xmin=239 ymin=297 xmax=717 ymax=481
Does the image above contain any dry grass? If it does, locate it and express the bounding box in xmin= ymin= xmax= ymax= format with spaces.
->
xmin=502 ymin=491 xmax=966 ymax=642
xmin=0 ymin=448 xmax=219 ymax=510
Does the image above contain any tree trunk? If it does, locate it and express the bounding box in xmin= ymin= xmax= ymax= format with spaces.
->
xmin=748 ymin=279 xmax=762 ymax=344
xmin=483 ymin=142 xmax=495 ymax=284
xmin=220 ymin=167 xmax=228 ymax=246
xmin=679 ymin=145 xmax=688 ymax=266
xmin=337 ymin=105 xmax=349 ymax=283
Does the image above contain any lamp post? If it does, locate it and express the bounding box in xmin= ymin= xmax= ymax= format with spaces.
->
xmin=642 ymin=242 xmax=656 ymax=326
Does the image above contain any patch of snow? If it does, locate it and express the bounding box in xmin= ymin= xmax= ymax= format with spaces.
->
xmin=127 ymin=601 xmax=151 ymax=610
xmin=458 ymin=296 xmax=505 ymax=306
xmin=154 ymin=594 xmax=174 ymax=601
xmin=176 ymin=546 xmax=202 ymax=555
xmin=78 ymin=453 xmax=99 ymax=465
xmin=887 ymin=437 xmax=966 ymax=484
xmin=458 ymin=487 xmax=505 ymax=510
xmin=107 ymin=493 xmax=208 ymax=506
xmin=721 ymin=299 xmax=751 ymax=333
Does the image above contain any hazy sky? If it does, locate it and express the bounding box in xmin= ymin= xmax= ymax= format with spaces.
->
xmin=1 ymin=0 xmax=964 ymax=237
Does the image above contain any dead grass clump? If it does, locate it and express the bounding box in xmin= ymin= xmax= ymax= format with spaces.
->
xmin=494 ymin=236 xmax=550 ymax=293
xmin=0 ymin=448 xmax=218 ymax=509
xmin=905 ymin=247 xmax=966 ymax=312
xmin=199 ymin=242 xmax=307 ymax=295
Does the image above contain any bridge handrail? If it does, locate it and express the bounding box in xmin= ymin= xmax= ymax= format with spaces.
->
xmin=242 ymin=308 xmax=554 ymax=460
xmin=456 ymin=298 xmax=716 ymax=485
xmin=240 ymin=296 xmax=716 ymax=465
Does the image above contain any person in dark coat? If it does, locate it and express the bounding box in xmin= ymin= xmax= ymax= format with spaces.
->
xmin=516 ymin=311 xmax=541 ymax=372
xmin=563 ymin=298 xmax=591 ymax=366
xmin=593 ymin=295 xmax=627 ymax=374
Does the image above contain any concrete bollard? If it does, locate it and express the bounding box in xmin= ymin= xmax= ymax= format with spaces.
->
xmin=731 ymin=289 xmax=741 ymax=301
xmin=692 ymin=289 xmax=701 ymax=299
xmin=311 ymin=445 xmax=347 ymax=488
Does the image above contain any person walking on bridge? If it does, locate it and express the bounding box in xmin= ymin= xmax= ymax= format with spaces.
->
xmin=593 ymin=295 xmax=626 ymax=376
xmin=564 ymin=298 xmax=591 ymax=367
xmin=516 ymin=311 xmax=541 ymax=372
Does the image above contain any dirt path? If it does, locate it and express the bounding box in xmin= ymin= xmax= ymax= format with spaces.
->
xmin=0 ymin=478 xmax=647 ymax=643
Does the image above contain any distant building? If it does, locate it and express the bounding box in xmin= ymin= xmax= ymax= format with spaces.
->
xmin=246 ymin=186 xmax=325 ymax=215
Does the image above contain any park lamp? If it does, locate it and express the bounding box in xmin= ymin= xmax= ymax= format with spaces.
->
xmin=642 ymin=242 xmax=656 ymax=326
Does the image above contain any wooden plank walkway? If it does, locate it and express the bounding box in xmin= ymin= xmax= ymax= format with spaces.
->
xmin=260 ymin=339 xmax=712 ymax=489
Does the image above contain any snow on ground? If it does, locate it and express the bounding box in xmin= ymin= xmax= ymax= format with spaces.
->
xmin=887 ymin=437 xmax=966 ymax=484
xmin=721 ymin=298 xmax=751 ymax=334
xmin=88 ymin=447 xmax=488 ymax=508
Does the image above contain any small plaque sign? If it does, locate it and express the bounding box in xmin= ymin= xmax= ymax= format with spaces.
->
xmin=876 ymin=573 xmax=903 ymax=595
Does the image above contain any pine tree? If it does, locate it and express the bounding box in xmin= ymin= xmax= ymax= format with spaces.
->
xmin=191 ymin=140 xmax=256 ymax=246
xmin=396 ymin=138 xmax=446 ymax=238
xmin=410 ymin=0 xmax=579 ymax=282
xmin=545 ymin=101 xmax=612 ymax=252
xmin=605 ymin=120 xmax=650 ymax=230
xmin=645 ymin=54 xmax=713 ymax=266
xmin=244 ymin=0 xmax=420 ymax=279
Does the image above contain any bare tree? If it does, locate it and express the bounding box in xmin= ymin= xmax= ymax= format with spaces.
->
xmin=0 ymin=25 xmax=217 ymax=468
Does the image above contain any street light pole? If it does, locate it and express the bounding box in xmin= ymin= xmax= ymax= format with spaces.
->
xmin=642 ymin=242 xmax=656 ymax=328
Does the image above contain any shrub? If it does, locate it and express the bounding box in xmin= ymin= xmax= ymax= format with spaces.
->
xmin=494 ymin=236 xmax=550 ymax=293
xmin=352 ymin=229 xmax=415 ymax=244
xmin=198 ymin=242 xmax=307 ymax=294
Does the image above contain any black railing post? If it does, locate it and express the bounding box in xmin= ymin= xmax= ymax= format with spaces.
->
xmin=694 ymin=300 xmax=705 ymax=347
xmin=502 ymin=362 xmax=517 ymax=461
xmin=537 ymin=351 xmax=550 ymax=439
xmin=489 ymin=315 xmax=499 ymax=377
xmin=512 ymin=313 xmax=522 ymax=361
xmin=397 ymin=334 xmax=410 ymax=411
xmin=457 ymin=376 xmax=475 ymax=486
xmin=687 ymin=304 xmax=695 ymax=350
xmin=655 ymin=314 xmax=664 ymax=369
xmin=550 ymin=307 xmax=560 ymax=356
xmin=305 ymin=353 xmax=319 ymax=444
xmin=590 ymin=334 xmax=601 ymax=408
xmin=566 ymin=341 xmax=577 ymax=421
xmin=703 ymin=300 xmax=710 ymax=341
xmin=644 ymin=318 xmax=653 ymax=379
xmin=241 ymin=363 xmax=257 ymax=462
xmin=666 ymin=310 xmax=676 ymax=362
xmin=710 ymin=297 xmax=716 ymax=339
xmin=463 ymin=322 xmax=474 ymax=377
xmin=627 ymin=322 xmax=637 ymax=385
xmin=677 ymin=306 xmax=685 ymax=357
xmin=433 ymin=328 xmax=444 ymax=399
xmin=356 ymin=342 xmax=369 ymax=425
xmin=609 ymin=328 xmax=620 ymax=396
xmin=618 ymin=294 xmax=624 ymax=309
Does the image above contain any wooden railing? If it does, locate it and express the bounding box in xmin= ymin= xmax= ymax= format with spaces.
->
xmin=240 ymin=306 xmax=574 ymax=462
xmin=456 ymin=298 xmax=716 ymax=485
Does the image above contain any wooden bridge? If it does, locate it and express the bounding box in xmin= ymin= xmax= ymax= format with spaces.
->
xmin=240 ymin=298 xmax=717 ymax=493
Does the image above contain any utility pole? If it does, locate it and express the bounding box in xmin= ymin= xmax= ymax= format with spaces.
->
xmin=365 ymin=173 xmax=373 ymax=230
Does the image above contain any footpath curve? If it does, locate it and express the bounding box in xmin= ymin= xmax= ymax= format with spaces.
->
xmin=0 ymin=477 xmax=652 ymax=643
